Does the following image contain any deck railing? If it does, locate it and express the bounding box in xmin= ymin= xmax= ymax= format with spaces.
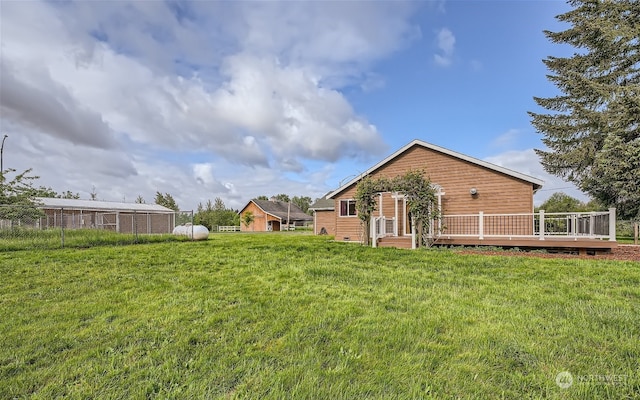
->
xmin=371 ymin=216 xmax=397 ymax=247
xmin=371 ymin=208 xmax=617 ymax=247
xmin=441 ymin=209 xmax=616 ymax=241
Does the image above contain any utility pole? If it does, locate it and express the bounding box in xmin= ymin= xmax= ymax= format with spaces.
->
xmin=1 ymin=134 xmax=8 ymax=178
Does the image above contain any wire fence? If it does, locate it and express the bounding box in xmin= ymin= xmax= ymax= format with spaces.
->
xmin=617 ymin=220 xmax=640 ymax=244
xmin=0 ymin=204 xmax=195 ymax=250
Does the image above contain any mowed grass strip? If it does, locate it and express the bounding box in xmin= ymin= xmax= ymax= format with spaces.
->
xmin=1 ymin=234 xmax=638 ymax=399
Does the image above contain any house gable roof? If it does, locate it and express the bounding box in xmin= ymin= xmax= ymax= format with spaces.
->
xmin=327 ymin=139 xmax=544 ymax=199
xmin=242 ymin=199 xmax=313 ymax=222
xmin=309 ymin=192 xmax=335 ymax=211
xmin=35 ymin=197 xmax=174 ymax=213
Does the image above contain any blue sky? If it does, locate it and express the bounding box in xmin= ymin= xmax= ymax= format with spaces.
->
xmin=0 ymin=0 xmax=583 ymax=210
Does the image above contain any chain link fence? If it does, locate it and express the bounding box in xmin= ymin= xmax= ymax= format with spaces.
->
xmin=175 ymin=210 xmax=194 ymax=227
xmin=0 ymin=204 xmax=195 ymax=250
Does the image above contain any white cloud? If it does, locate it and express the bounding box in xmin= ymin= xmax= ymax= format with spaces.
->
xmin=193 ymin=163 xmax=215 ymax=186
xmin=484 ymin=149 xmax=589 ymax=205
xmin=0 ymin=0 xmax=423 ymax=209
xmin=0 ymin=61 xmax=119 ymax=150
xmin=434 ymin=28 xmax=455 ymax=67
xmin=491 ymin=129 xmax=522 ymax=149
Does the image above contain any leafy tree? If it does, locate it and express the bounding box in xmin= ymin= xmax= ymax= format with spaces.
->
xmin=220 ymin=209 xmax=239 ymax=227
xmin=242 ymin=211 xmax=255 ymax=230
xmin=59 ymin=191 xmax=80 ymax=199
xmin=254 ymin=195 xmax=269 ymax=201
xmin=536 ymin=192 xmax=583 ymax=213
xmin=154 ymin=191 xmax=179 ymax=211
xmin=90 ymin=185 xmax=98 ymax=201
xmin=355 ymin=170 xmax=440 ymax=248
xmin=32 ymin=186 xmax=58 ymax=198
xmin=529 ymin=0 xmax=640 ymax=219
xmin=0 ymin=168 xmax=45 ymax=222
xmin=194 ymin=198 xmax=239 ymax=230
xmin=24 ymin=185 xmax=80 ymax=200
xmin=536 ymin=192 xmax=605 ymax=213
xmin=292 ymin=195 xmax=312 ymax=214
xmin=32 ymin=187 xmax=80 ymax=199
xmin=135 ymin=195 xmax=145 ymax=204
xmin=537 ymin=192 xmax=578 ymax=213
xmin=273 ymin=193 xmax=290 ymax=203
xmin=231 ymin=211 xmax=240 ymax=226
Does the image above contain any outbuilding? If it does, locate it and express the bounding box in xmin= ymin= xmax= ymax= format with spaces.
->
xmin=239 ymin=199 xmax=312 ymax=232
xmin=36 ymin=198 xmax=175 ymax=234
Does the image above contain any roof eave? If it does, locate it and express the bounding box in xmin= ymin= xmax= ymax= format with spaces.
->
xmin=242 ymin=200 xmax=282 ymax=220
xmin=34 ymin=197 xmax=174 ymax=213
xmin=328 ymin=139 xmax=545 ymax=198
xmin=309 ymin=207 xmax=335 ymax=211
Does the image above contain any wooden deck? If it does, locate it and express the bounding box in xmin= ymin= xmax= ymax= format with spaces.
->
xmin=377 ymin=236 xmax=618 ymax=254
xmin=377 ymin=236 xmax=414 ymax=249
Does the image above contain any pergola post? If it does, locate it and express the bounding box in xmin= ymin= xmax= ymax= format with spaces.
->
xmin=394 ymin=194 xmax=398 ymax=236
xmin=608 ymin=208 xmax=616 ymax=241
xmin=371 ymin=216 xmax=377 ymax=248
xmin=411 ymin=215 xmax=416 ymax=249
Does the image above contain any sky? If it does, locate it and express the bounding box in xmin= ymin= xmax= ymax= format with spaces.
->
xmin=0 ymin=0 xmax=586 ymax=211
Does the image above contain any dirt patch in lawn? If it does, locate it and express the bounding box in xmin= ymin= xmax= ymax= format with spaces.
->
xmin=455 ymin=244 xmax=640 ymax=262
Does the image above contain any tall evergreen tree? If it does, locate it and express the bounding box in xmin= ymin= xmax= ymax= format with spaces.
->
xmin=154 ymin=191 xmax=179 ymax=211
xmin=193 ymin=198 xmax=238 ymax=230
xmin=205 ymin=199 xmax=214 ymax=212
xmin=213 ymin=197 xmax=225 ymax=211
xmin=529 ymin=0 xmax=640 ymax=219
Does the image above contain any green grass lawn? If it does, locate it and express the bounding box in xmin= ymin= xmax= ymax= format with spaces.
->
xmin=1 ymin=234 xmax=638 ymax=399
xmin=0 ymin=228 xmax=183 ymax=251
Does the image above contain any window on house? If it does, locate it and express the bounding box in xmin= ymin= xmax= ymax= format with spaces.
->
xmin=339 ymin=199 xmax=357 ymax=217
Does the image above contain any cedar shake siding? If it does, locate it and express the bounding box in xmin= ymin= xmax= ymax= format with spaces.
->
xmin=329 ymin=141 xmax=542 ymax=243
